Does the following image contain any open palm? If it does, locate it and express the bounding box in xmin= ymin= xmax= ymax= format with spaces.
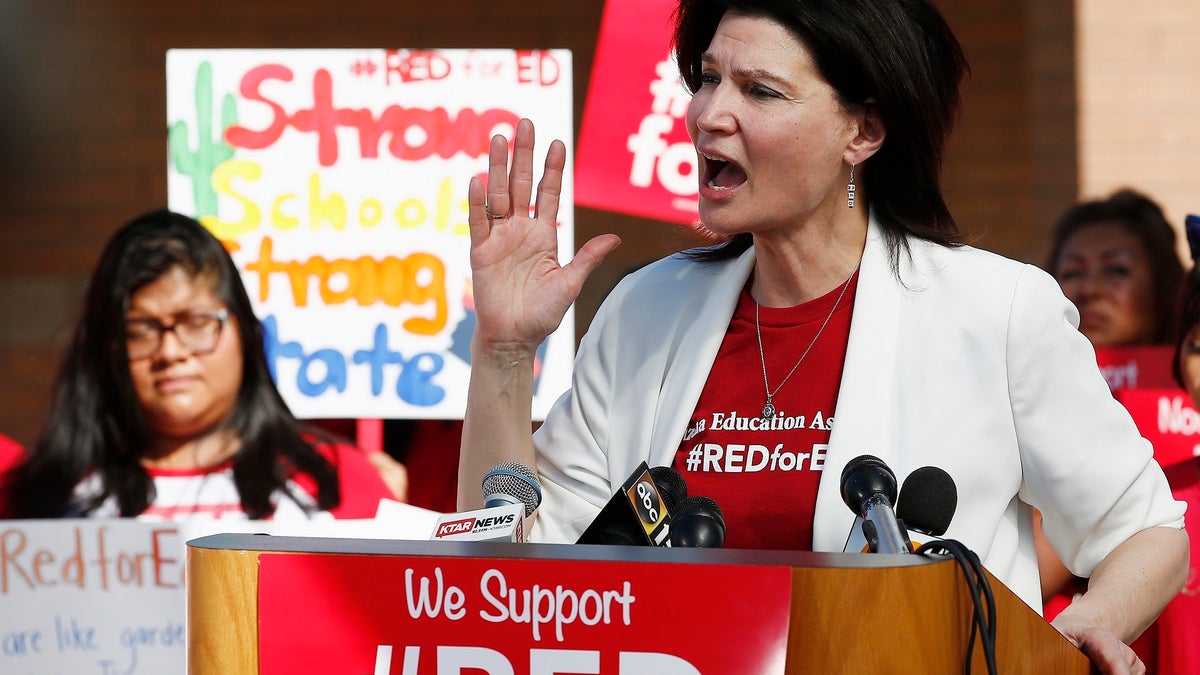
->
xmin=467 ymin=118 xmax=620 ymax=351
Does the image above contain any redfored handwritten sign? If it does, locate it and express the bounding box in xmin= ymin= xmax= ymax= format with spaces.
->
xmin=0 ymin=520 xmax=186 ymax=674
xmin=167 ymin=49 xmax=575 ymax=420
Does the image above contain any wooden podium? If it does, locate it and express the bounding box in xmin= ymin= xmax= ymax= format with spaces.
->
xmin=187 ymin=534 xmax=1095 ymax=674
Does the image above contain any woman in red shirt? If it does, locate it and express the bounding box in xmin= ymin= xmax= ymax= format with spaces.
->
xmin=0 ymin=209 xmax=394 ymax=521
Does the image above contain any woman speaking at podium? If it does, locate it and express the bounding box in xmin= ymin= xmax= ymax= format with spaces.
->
xmin=456 ymin=1 xmax=1187 ymax=672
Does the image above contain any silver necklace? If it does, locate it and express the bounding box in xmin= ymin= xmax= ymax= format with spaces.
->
xmin=755 ymin=268 xmax=856 ymax=420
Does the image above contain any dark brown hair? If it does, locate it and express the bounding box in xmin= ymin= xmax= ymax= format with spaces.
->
xmin=673 ymin=0 xmax=970 ymax=263
xmin=2 ymin=209 xmax=341 ymax=518
xmin=1048 ymin=188 xmax=1184 ymax=345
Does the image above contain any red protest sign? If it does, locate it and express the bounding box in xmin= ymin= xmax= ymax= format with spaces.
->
xmin=575 ymin=0 xmax=700 ymax=225
xmin=1115 ymin=388 xmax=1200 ymax=468
xmin=1093 ymin=345 xmax=1177 ymax=393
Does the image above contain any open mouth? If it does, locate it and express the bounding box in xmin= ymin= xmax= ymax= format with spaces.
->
xmin=702 ymin=154 xmax=747 ymax=190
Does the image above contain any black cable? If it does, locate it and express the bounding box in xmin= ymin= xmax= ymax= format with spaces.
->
xmin=916 ymin=539 xmax=998 ymax=675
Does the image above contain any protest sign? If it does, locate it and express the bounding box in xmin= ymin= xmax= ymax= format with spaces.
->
xmin=167 ymin=49 xmax=575 ymax=420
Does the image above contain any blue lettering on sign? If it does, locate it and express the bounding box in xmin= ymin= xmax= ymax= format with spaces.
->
xmin=99 ymin=621 xmax=186 ymax=674
xmin=353 ymin=323 xmax=405 ymax=394
xmin=262 ymin=315 xmax=446 ymax=404
xmin=1 ymin=627 xmax=44 ymax=656
xmin=55 ymin=615 xmax=96 ymax=652
xmin=297 ymin=348 xmax=347 ymax=395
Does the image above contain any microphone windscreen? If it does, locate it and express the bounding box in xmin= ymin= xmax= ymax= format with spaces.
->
xmin=648 ymin=466 xmax=688 ymax=512
xmin=481 ymin=461 xmax=542 ymax=517
xmin=668 ymin=495 xmax=726 ymax=548
xmin=896 ymin=466 xmax=957 ymax=536
xmin=839 ymin=454 xmax=898 ymax=515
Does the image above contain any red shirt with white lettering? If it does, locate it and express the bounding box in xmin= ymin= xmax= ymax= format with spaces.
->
xmin=673 ymin=273 xmax=856 ymax=550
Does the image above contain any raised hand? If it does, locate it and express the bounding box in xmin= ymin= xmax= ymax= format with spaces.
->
xmin=467 ymin=118 xmax=621 ymax=354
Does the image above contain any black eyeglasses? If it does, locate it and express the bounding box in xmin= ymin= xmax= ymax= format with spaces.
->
xmin=124 ymin=309 xmax=230 ymax=359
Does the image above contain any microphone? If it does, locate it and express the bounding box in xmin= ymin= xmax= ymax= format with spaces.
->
xmin=842 ymin=464 xmax=958 ymax=552
xmin=668 ymin=495 xmax=726 ymax=548
xmin=896 ymin=466 xmax=957 ymax=538
xmin=482 ymin=461 xmax=542 ymax=517
xmin=430 ymin=461 xmax=542 ymax=543
xmin=840 ymin=455 xmax=911 ymax=554
xmin=576 ymin=461 xmax=674 ymax=546
xmin=649 ymin=465 xmax=688 ymax=512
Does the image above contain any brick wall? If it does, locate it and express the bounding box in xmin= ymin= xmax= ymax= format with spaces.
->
xmin=1076 ymin=0 xmax=1200 ymax=263
xmin=0 ymin=0 xmax=616 ymax=445
xmin=0 ymin=0 xmax=1175 ymax=446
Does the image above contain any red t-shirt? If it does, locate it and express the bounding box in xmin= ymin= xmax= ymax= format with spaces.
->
xmin=284 ymin=441 xmax=396 ymax=519
xmin=0 ymin=434 xmax=25 ymax=516
xmin=0 ymin=433 xmax=22 ymax=463
xmin=673 ymin=273 xmax=857 ymax=550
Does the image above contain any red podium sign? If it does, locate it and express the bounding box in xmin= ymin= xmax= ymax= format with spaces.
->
xmin=257 ymin=553 xmax=792 ymax=674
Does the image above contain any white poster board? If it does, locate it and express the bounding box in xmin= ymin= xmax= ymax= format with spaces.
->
xmin=166 ymin=49 xmax=575 ymax=420
xmin=0 ymin=507 xmax=437 ymax=674
xmin=0 ymin=520 xmax=185 ymax=675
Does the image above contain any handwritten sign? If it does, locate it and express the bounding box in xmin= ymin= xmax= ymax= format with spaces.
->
xmin=0 ymin=520 xmax=185 ymax=675
xmin=166 ymin=49 xmax=575 ymax=419
xmin=575 ymin=0 xmax=699 ymax=224
xmin=0 ymin=508 xmax=436 ymax=675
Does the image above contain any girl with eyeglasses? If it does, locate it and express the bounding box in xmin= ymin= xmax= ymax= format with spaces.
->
xmin=0 ymin=209 xmax=395 ymax=520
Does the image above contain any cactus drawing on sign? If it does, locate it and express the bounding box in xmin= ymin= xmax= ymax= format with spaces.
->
xmin=168 ymin=61 xmax=238 ymax=219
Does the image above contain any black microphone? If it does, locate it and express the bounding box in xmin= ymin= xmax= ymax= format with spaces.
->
xmin=840 ymin=455 xmax=912 ymax=554
xmin=649 ymin=465 xmax=688 ymax=512
xmin=576 ymin=461 xmax=673 ymax=546
xmin=482 ymin=461 xmax=542 ymax=517
xmin=896 ymin=466 xmax=957 ymax=538
xmin=668 ymin=495 xmax=726 ymax=548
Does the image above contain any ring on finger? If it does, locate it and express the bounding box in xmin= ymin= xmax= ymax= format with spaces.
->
xmin=484 ymin=203 xmax=506 ymax=221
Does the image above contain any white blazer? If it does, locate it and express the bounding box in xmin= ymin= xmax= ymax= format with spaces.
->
xmin=531 ymin=217 xmax=1185 ymax=611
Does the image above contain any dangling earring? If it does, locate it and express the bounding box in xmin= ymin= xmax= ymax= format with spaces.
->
xmin=847 ymin=163 xmax=857 ymax=209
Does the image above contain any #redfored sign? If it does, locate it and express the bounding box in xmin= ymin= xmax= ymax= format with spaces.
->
xmin=257 ymin=553 xmax=791 ymax=674
xmin=575 ymin=0 xmax=700 ymax=224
